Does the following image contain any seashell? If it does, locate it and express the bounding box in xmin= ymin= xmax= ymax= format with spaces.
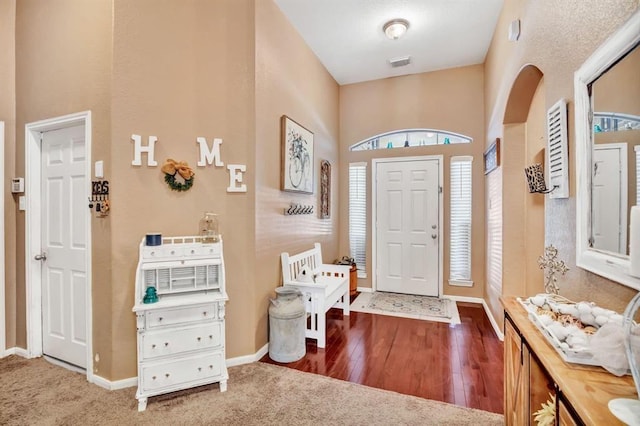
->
xmin=580 ymin=312 xmax=597 ymax=327
xmin=609 ymin=314 xmax=624 ymax=324
xmin=558 ymin=314 xmax=583 ymax=328
xmin=531 ymin=295 xmax=546 ymax=307
xmin=548 ymin=323 xmax=569 ymax=341
xmin=595 ymin=315 xmax=609 ymax=326
xmin=538 ymin=314 xmax=555 ymax=326
xmin=576 ymin=302 xmax=593 ymax=314
xmin=592 ymin=307 xmax=608 ymax=317
xmin=583 ymin=326 xmax=597 ymax=335
xmin=536 ymin=307 xmax=557 ymax=320
xmin=560 ymin=342 xmax=570 ymax=350
xmin=556 ymin=303 xmax=574 ymax=315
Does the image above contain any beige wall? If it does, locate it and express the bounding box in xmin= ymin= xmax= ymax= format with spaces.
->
xmin=111 ymin=0 xmax=256 ymax=379
xmin=254 ymin=1 xmax=340 ymax=348
xmin=14 ymin=0 xmax=113 ymax=360
xmin=339 ymin=65 xmax=487 ymax=298
xmin=484 ymin=0 xmax=640 ymax=321
xmin=0 ymin=0 xmax=16 ymax=348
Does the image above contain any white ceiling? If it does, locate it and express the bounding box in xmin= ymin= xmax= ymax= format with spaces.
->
xmin=273 ymin=0 xmax=504 ymax=86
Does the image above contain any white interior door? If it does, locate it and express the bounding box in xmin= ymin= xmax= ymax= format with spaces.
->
xmin=375 ymin=159 xmax=440 ymax=296
xmin=40 ymin=125 xmax=88 ymax=368
xmin=592 ymin=144 xmax=627 ymax=253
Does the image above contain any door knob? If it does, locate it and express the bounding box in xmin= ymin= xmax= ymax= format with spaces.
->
xmin=34 ymin=253 xmax=47 ymax=261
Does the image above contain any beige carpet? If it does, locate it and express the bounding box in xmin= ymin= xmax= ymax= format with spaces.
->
xmin=0 ymin=355 xmax=503 ymax=425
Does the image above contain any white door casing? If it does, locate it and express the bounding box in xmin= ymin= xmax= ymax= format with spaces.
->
xmin=41 ymin=125 xmax=88 ymax=368
xmin=592 ymin=143 xmax=628 ymax=253
xmin=26 ymin=112 xmax=92 ymax=378
xmin=373 ymin=156 xmax=442 ymax=297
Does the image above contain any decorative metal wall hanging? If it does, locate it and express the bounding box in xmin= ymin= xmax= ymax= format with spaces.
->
xmin=88 ymin=180 xmax=110 ymax=216
xmin=284 ymin=203 xmax=314 ymax=215
xmin=320 ymin=160 xmax=331 ymax=219
xmin=524 ymin=163 xmax=558 ymax=194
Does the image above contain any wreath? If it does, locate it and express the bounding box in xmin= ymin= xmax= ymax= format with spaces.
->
xmin=161 ymin=159 xmax=195 ymax=192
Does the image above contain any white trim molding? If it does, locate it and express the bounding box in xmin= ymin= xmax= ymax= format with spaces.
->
xmin=25 ymin=111 xmax=93 ymax=381
xmin=0 ymin=122 xmax=4 ymax=356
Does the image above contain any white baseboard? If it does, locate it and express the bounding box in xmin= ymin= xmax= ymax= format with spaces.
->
xmin=226 ymin=343 xmax=269 ymax=367
xmin=2 ymin=347 xmax=30 ymax=358
xmin=356 ymin=287 xmax=373 ymax=293
xmin=92 ymin=374 xmax=138 ymax=390
xmin=444 ymin=295 xmax=504 ymax=341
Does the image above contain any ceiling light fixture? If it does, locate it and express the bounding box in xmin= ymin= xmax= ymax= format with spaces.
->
xmin=383 ymin=19 xmax=409 ymax=40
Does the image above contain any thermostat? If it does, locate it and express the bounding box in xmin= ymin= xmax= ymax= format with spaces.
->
xmin=11 ymin=177 xmax=24 ymax=194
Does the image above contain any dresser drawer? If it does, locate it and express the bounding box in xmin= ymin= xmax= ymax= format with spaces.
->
xmin=141 ymin=352 xmax=225 ymax=393
xmin=141 ymin=322 xmax=223 ymax=360
xmin=146 ymin=304 xmax=217 ymax=328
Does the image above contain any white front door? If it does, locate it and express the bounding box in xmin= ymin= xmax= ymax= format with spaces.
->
xmin=592 ymin=143 xmax=627 ymax=254
xmin=40 ymin=124 xmax=88 ymax=368
xmin=375 ymin=158 xmax=440 ymax=296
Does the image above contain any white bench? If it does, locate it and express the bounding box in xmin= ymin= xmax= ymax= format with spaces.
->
xmin=281 ymin=243 xmax=350 ymax=348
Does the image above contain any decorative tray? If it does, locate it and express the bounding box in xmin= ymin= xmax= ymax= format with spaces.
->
xmin=518 ymin=294 xmax=624 ymax=367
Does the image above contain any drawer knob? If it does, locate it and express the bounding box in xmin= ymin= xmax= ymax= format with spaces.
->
xmin=198 ymin=367 xmax=202 ymax=372
xmin=152 ymin=344 xmax=156 ymax=349
xmin=209 ymin=365 xmax=213 ymax=369
xmin=191 ymin=250 xmax=195 ymax=254
xmin=197 ymin=337 xmax=201 ymax=341
xmin=209 ymin=335 xmax=213 ymax=339
xmin=164 ymin=342 xmax=169 ymax=347
xmin=150 ymin=251 xmax=155 ymax=256
xmin=171 ymin=250 xmax=175 ymax=255
xmin=203 ymin=311 xmax=208 ymax=316
xmin=165 ymin=373 xmax=170 ymax=378
xmin=158 ymin=317 xmax=163 ymax=322
xmin=152 ymin=376 xmax=156 ymax=380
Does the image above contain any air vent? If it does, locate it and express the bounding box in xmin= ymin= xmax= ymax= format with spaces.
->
xmin=547 ymin=99 xmax=569 ymax=198
xmin=389 ymin=56 xmax=411 ymax=68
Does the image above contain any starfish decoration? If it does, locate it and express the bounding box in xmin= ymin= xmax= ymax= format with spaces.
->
xmin=537 ymin=245 xmax=569 ymax=294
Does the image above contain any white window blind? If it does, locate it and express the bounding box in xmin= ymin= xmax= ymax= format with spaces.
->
xmin=449 ymin=156 xmax=473 ymax=285
xmin=349 ymin=163 xmax=367 ymax=277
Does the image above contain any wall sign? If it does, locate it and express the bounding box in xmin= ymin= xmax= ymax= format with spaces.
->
xmin=131 ymin=134 xmax=247 ymax=193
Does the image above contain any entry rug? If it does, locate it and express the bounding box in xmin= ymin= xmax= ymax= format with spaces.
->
xmin=351 ymin=291 xmax=461 ymax=325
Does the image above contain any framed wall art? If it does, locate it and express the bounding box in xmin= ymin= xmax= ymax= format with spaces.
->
xmin=320 ymin=160 xmax=331 ymax=218
xmin=484 ymin=138 xmax=501 ymax=175
xmin=281 ymin=115 xmax=314 ymax=193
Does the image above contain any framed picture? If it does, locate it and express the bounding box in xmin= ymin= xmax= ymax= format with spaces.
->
xmin=484 ymin=138 xmax=501 ymax=175
xmin=320 ymin=160 xmax=331 ymax=218
xmin=281 ymin=115 xmax=314 ymax=193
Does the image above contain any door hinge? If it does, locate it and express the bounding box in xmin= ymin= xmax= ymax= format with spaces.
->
xmin=439 ymin=186 xmax=443 ymax=194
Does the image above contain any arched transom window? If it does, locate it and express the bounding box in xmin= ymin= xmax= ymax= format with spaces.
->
xmin=349 ymin=128 xmax=472 ymax=151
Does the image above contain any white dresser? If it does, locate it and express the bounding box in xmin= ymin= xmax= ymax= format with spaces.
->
xmin=132 ymin=236 xmax=228 ymax=411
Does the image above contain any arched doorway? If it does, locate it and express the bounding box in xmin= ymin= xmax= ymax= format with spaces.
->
xmin=501 ymin=64 xmax=546 ymax=297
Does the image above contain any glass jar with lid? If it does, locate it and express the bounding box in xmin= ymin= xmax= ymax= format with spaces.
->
xmin=199 ymin=212 xmax=219 ymax=243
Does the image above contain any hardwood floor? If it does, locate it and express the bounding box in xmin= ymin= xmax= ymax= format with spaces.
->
xmin=260 ymin=301 xmax=504 ymax=414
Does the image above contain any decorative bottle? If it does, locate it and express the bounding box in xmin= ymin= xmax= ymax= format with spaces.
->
xmin=199 ymin=212 xmax=220 ymax=243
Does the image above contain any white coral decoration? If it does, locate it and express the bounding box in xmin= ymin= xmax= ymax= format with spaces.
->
xmin=538 ymin=245 xmax=569 ymax=295
xmin=533 ymin=393 xmax=556 ymax=426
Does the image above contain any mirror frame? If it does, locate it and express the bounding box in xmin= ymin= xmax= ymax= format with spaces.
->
xmin=575 ymin=9 xmax=640 ymax=290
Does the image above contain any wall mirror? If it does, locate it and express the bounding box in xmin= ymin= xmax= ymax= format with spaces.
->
xmin=575 ymin=9 xmax=640 ymax=290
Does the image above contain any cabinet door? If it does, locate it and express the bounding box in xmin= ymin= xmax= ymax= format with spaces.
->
xmin=558 ymin=395 xmax=581 ymax=426
xmin=504 ymin=317 xmax=529 ymax=425
xmin=529 ymin=354 xmax=556 ymax=425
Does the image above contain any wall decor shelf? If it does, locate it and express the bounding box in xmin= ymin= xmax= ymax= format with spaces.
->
xmin=132 ymin=235 xmax=228 ymax=411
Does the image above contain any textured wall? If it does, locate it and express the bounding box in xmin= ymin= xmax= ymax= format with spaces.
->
xmin=339 ymin=65 xmax=487 ymax=299
xmin=0 ymin=0 xmax=16 ymax=349
xmin=111 ymin=0 xmax=256 ymax=379
xmin=14 ymin=0 xmax=113 ymax=366
xmin=254 ymin=0 xmax=340 ymax=350
xmin=484 ymin=0 xmax=640 ymax=318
